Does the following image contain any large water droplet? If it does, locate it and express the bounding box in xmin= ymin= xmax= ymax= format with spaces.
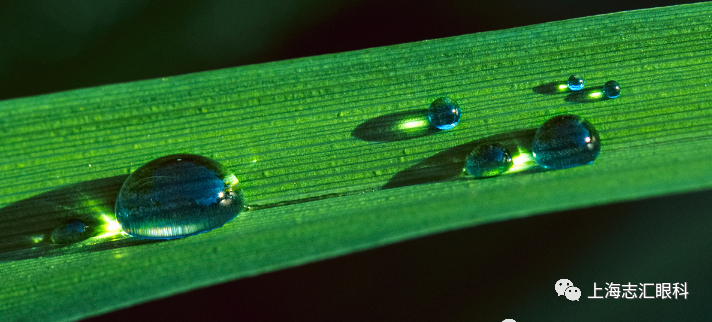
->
xmin=427 ymin=97 xmax=461 ymax=130
xmin=602 ymin=80 xmax=621 ymax=98
xmin=532 ymin=115 xmax=601 ymax=169
xmin=567 ymin=74 xmax=585 ymax=91
xmin=465 ymin=143 xmax=513 ymax=178
xmin=115 ymin=154 xmax=244 ymax=239
xmin=51 ymin=220 xmax=93 ymax=244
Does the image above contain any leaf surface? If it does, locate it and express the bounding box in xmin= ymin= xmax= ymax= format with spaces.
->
xmin=1 ymin=2 xmax=712 ymax=321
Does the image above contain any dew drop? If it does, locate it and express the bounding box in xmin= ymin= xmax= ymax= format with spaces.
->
xmin=115 ymin=154 xmax=244 ymax=239
xmin=532 ymin=115 xmax=601 ymax=170
xmin=465 ymin=143 xmax=514 ymax=178
xmin=602 ymin=80 xmax=621 ymax=98
xmin=51 ymin=220 xmax=93 ymax=244
xmin=567 ymin=74 xmax=585 ymax=91
xmin=427 ymin=97 xmax=461 ymax=130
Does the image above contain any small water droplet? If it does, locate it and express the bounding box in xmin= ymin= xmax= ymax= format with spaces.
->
xmin=465 ymin=144 xmax=514 ymax=177
xmin=532 ymin=115 xmax=601 ymax=169
xmin=428 ymin=97 xmax=461 ymax=130
xmin=567 ymin=74 xmax=585 ymax=91
xmin=602 ymin=80 xmax=620 ymax=98
xmin=115 ymin=154 xmax=244 ymax=239
xmin=51 ymin=220 xmax=93 ymax=244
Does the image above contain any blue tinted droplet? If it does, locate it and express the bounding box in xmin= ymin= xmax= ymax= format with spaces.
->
xmin=602 ymin=80 xmax=620 ymax=98
xmin=532 ymin=115 xmax=601 ymax=169
xmin=567 ymin=75 xmax=585 ymax=91
xmin=51 ymin=220 xmax=92 ymax=244
xmin=465 ymin=144 xmax=514 ymax=178
xmin=428 ymin=97 xmax=461 ymax=130
xmin=115 ymin=154 xmax=244 ymax=239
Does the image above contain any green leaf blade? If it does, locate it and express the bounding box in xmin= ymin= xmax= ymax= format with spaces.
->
xmin=2 ymin=2 xmax=712 ymax=321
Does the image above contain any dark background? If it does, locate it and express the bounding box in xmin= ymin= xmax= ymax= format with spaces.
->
xmin=0 ymin=0 xmax=701 ymax=100
xmin=2 ymin=0 xmax=708 ymax=321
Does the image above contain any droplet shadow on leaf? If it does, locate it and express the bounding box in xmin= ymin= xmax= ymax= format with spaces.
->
xmin=534 ymin=81 xmax=612 ymax=103
xmin=352 ymin=110 xmax=437 ymax=142
xmin=0 ymin=175 xmax=159 ymax=261
xmin=383 ymin=128 xmax=541 ymax=189
xmin=565 ymin=88 xmax=609 ymax=103
xmin=532 ymin=81 xmax=569 ymax=95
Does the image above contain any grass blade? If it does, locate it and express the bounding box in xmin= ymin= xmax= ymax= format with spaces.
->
xmin=1 ymin=2 xmax=712 ymax=321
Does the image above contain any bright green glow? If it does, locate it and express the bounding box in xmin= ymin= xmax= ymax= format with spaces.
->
xmin=31 ymin=235 xmax=44 ymax=243
xmin=589 ymin=91 xmax=603 ymax=98
xmin=398 ymin=119 xmax=428 ymax=130
xmin=512 ymin=153 xmax=533 ymax=166
xmin=508 ymin=149 xmax=537 ymax=173
xmin=94 ymin=214 xmax=123 ymax=239
xmin=558 ymin=84 xmax=569 ymax=90
xmin=103 ymin=215 xmax=121 ymax=231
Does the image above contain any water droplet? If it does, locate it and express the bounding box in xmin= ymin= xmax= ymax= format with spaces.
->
xmin=427 ymin=97 xmax=461 ymax=130
xmin=602 ymin=80 xmax=620 ymax=98
xmin=532 ymin=115 xmax=601 ymax=169
xmin=567 ymin=74 xmax=584 ymax=91
xmin=115 ymin=154 xmax=244 ymax=239
xmin=51 ymin=220 xmax=93 ymax=244
xmin=465 ymin=144 xmax=513 ymax=177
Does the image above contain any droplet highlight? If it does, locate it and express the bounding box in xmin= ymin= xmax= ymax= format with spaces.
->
xmin=465 ymin=143 xmax=514 ymax=178
xmin=427 ymin=97 xmax=461 ymax=130
xmin=532 ymin=115 xmax=601 ymax=170
xmin=567 ymin=75 xmax=585 ymax=91
xmin=51 ymin=220 xmax=93 ymax=244
xmin=602 ymin=80 xmax=620 ymax=98
xmin=115 ymin=154 xmax=244 ymax=239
